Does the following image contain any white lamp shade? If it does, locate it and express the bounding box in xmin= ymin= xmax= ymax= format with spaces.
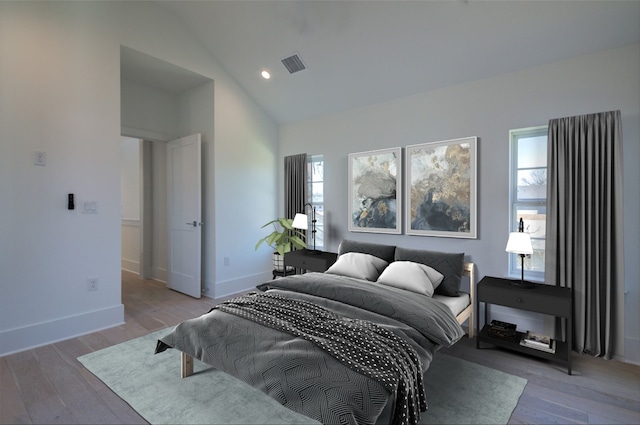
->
xmin=292 ymin=213 xmax=308 ymax=230
xmin=505 ymin=232 xmax=533 ymax=255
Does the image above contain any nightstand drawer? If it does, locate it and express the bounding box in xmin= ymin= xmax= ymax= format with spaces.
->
xmin=290 ymin=255 xmax=326 ymax=272
xmin=480 ymin=286 xmax=569 ymax=316
xmin=284 ymin=250 xmax=338 ymax=273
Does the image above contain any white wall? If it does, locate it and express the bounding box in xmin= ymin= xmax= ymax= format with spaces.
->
xmin=0 ymin=1 xmax=279 ymax=356
xmin=279 ymin=44 xmax=640 ymax=363
xmin=0 ymin=2 xmax=124 ymax=355
xmin=212 ymin=76 xmax=281 ymax=295
xmin=121 ymin=79 xmax=179 ymax=141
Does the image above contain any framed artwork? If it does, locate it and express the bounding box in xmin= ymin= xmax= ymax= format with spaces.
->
xmin=348 ymin=147 xmax=402 ymax=234
xmin=405 ymin=137 xmax=477 ymax=238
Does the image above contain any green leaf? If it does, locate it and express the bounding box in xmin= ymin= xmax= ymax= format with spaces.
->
xmin=290 ymin=235 xmax=307 ymax=249
xmin=256 ymin=217 xmax=307 ymax=254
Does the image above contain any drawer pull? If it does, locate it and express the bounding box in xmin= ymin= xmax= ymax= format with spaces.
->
xmin=517 ymin=298 xmax=523 ymax=303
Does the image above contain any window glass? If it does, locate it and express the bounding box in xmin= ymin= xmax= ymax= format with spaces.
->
xmin=308 ymin=156 xmax=324 ymax=250
xmin=510 ymin=127 xmax=547 ymax=280
xmin=517 ymin=135 xmax=547 ymax=168
xmin=516 ymin=169 xmax=547 ymax=200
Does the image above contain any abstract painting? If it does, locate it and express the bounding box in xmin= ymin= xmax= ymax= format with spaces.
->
xmin=348 ymin=147 xmax=401 ymax=234
xmin=406 ymin=137 xmax=477 ymax=238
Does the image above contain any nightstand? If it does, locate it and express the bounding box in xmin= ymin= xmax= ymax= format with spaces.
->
xmin=476 ymin=276 xmax=573 ymax=374
xmin=284 ymin=249 xmax=338 ymax=273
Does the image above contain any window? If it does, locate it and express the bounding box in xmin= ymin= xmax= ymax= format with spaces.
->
xmin=307 ymin=155 xmax=324 ymax=250
xmin=509 ymin=126 xmax=547 ymax=281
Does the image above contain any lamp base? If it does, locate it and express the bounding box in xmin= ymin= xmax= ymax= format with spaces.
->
xmin=510 ymin=280 xmax=536 ymax=289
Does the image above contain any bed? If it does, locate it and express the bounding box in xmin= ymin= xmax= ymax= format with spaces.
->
xmin=155 ymin=240 xmax=475 ymax=425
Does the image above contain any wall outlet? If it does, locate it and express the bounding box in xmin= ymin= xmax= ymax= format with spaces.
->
xmin=34 ymin=150 xmax=47 ymax=166
xmin=224 ymin=257 xmax=230 ymax=266
xmin=87 ymin=277 xmax=99 ymax=291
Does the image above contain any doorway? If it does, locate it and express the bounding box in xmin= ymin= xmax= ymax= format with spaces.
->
xmin=120 ymin=137 xmax=158 ymax=282
xmin=120 ymin=136 xmax=202 ymax=298
xmin=120 ymin=46 xmax=213 ymax=298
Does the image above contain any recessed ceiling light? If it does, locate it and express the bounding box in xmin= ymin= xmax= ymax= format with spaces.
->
xmin=261 ymin=70 xmax=271 ymax=80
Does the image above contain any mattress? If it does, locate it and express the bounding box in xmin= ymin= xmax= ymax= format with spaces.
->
xmin=433 ymin=291 xmax=470 ymax=317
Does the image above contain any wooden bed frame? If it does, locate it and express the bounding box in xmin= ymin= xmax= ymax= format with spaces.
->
xmin=181 ymin=261 xmax=476 ymax=379
xmin=458 ymin=262 xmax=475 ymax=339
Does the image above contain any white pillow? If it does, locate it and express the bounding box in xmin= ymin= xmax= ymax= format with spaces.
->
xmin=325 ymin=252 xmax=389 ymax=281
xmin=376 ymin=261 xmax=444 ymax=297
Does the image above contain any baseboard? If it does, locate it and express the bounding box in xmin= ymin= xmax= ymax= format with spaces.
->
xmin=622 ymin=335 xmax=640 ymax=365
xmin=0 ymin=304 xmax=124 ymax=357
xmin=213 ymin=271 xmax=273 ymax=299
xmin=152 ymin=266 xmax=167 ymax=283
xmin=121 ymin=258 xmax=140 ymax=274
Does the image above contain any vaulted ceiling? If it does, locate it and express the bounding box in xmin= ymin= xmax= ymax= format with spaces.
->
xmin=144 ymin=1 xmax=639 ymax=124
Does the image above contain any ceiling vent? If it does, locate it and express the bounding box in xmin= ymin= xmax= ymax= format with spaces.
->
xmin=281 ymin=53 xmax=306 ymax=74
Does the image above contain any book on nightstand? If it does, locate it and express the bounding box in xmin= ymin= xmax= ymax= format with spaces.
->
xmin=520 ymin=331 xmax=556 ymax=353
xmin=487 ymin=320 xmax=518 ymax=341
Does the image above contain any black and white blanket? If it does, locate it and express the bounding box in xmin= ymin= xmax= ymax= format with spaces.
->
xmin=156 ymin=272 xmax=464 ymax=425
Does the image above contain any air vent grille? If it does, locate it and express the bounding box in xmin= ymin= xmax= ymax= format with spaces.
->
xmin=281 ymin=53 xmax=306 ymax=74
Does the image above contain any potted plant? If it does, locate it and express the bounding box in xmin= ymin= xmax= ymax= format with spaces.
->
xmin=255 ymin=217 xmax=307 ymax=271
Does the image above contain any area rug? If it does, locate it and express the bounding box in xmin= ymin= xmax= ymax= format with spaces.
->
xmin=78 ymin=328 xmax=527 ymax=424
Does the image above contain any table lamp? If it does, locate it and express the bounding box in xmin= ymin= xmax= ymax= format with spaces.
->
xmin=505 ymin=217 xmax=534 ymax=288
xmin=292 ymin=203 xmax=318 ymax=253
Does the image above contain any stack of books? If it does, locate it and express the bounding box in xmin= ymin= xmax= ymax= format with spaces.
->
xmin=487 ymin=320 xmax=517 ymax=341
xmin=520 ymin=331 xmax=556 ymax=353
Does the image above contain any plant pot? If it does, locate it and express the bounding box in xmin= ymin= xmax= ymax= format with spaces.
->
xmin=272 ymin=252 xmax=294 ymax=272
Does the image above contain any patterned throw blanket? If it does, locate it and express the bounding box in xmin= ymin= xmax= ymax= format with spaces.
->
xmin=215 ymin=292 xmax=427 ymax=425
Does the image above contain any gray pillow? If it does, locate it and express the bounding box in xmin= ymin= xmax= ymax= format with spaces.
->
xmin=394 ymin=247 xmax=464 ymax=296
xmin=338 ymin=239 xmax=396 ymax=263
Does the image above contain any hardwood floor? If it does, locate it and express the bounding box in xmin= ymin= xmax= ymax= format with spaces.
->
xmin=1 ymin=271 xmax=638 ymax=424
xmin=442 ymin=335 xmax=640 ymax=424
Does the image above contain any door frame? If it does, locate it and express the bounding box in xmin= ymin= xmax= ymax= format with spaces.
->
xmin=140 ymin=139 xmax=152 ymax=279
xmin=121 ymin=128 xmax=171 ymax=283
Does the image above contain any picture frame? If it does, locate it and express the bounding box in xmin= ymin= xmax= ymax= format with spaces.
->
xmin=405 ymin=137 xmax=477 ymax=238
xmin=348 ymin=147 xmax=402 ymax=234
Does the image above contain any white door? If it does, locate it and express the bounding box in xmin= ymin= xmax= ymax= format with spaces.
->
xmin=167 ymin=134 xmax=202 ymax=298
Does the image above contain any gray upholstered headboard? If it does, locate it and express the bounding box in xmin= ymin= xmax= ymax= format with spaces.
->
xmin=337 ymin=239 xmax=396 ymax=263
xmin=336 ymin=239 xmax=466 ymax=297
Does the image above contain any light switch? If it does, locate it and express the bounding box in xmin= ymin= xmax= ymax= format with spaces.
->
xmin=82 ymin=201 xmax=98 ymax=214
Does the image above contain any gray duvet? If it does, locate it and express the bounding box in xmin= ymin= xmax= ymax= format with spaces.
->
xmin=155 ymin=272 xmax=464 ymax=425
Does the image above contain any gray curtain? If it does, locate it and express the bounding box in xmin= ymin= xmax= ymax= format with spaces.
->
xmin=545 ymin=110 xmax=623 ymax=359
xmin=284 ymin=153 xmax=307 ymax=220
